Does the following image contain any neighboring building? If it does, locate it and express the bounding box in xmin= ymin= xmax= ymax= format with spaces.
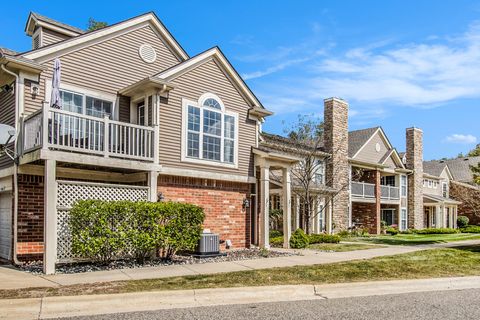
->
xmin=421 ymin=161 xmax=460 ymax=228
xmin=423 ymin=156 xmax=480 ymax=225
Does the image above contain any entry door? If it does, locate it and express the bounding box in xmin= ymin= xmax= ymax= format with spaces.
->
xmin=381 ymin=209 xmax=394 ymax=226
xmin=0 ymin=192 xmax=12 ymax=260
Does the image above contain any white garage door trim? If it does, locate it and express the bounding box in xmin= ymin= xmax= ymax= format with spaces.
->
xmin=0 ymin=192 xmax=12 ymax=260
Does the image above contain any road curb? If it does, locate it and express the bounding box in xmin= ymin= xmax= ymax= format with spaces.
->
xmin=1 ymin=277 xmax=480 ymax=319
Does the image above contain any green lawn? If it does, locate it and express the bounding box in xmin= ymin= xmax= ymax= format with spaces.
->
xmin=308 ymin=243 xmax=382 ymax=252
xmin=2 ymin=245 xmax=480 ymax=300
xmin=350 ymin=233 xmax=480 ymax=246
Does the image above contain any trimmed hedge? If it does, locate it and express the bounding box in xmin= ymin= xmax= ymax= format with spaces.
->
xmin=308 ymin=234 xmax=341 ymax=244
xmin=269 ymin=230 xmax=283 ymax=238
xmin=70 ymin=200 xmax=204 ymax=263
xmin=270 ymin=236 xmax=284 ymax=247
xmin=289 ymin=228 xmax=309 ymax=249
xmin=386 ymin=227 xmax=399 ymax=235
xmin=460 ymin=225 xmax=480 ymax=233
xmin=413 ymin=228 xmax=459 ymax=235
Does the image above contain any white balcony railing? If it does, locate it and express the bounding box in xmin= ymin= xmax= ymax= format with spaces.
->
xmin=381 ymin=185 xmax=400 ymax=200
xmin=22 ymin=103 xmax=158 ymax=162
xmin=351 ymin=181 xmax=375 ymax=198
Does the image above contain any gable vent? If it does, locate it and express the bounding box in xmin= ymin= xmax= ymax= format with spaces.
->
xmin=33 ymin=35 xmax=41 ymax=50
xmin=139 ymin=44 xmax=157 ymax=63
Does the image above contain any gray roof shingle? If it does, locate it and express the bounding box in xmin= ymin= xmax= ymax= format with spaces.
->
xmin=444 ymin=156 xmax=480 ymax=183
xmin=31 ymin=12 xmax=84 ymax=35
xmin=423 ymin=160 xmax=447 ymax=177
xmin=348 ymin=127 xmax=379 ymax=157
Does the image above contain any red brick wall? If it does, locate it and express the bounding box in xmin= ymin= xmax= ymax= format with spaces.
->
xmin=158 ymin=175 xmax=251 ymax=249
xmin=16 ymin=174 xmax=45 ymax=261
xmin=352 ymin=202 xmax=378 ymax=234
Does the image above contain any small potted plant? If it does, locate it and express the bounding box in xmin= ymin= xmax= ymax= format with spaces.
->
xmin=380 ymin=220 xmax=387 ymax=234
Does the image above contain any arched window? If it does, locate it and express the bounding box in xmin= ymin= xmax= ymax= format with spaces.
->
xmin=183 ymin=93 xmax=237 ymax=166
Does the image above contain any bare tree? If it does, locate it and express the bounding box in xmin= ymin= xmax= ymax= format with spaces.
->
xmin=282 ymin=115 xmax=362 ymax=234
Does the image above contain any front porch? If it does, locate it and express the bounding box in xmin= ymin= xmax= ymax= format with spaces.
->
xmin=424 ymin=194 xmax=461 ymax=229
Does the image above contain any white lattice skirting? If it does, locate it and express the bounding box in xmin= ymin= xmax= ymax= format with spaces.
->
xmin=56 ymin=180 xmax=149 ymax=262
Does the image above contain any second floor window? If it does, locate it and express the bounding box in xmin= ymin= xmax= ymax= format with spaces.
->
xmin=442 ymin=182 xmax=449 ymax=198
xmin=401 ymin=175 xmax=407 ymax=197
xmin=380 ymin=175 xmax=395 ymax=187
xmin=60 ymin=89 xmax=112 ymax=119
xmin=184 ymin=94 xmax=237 ymax=165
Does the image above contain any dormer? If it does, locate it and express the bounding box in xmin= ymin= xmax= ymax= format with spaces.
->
xmin=25 ymin=12 xmax=84 ymax=50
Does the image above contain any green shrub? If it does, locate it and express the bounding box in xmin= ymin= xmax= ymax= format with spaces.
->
xmin=337 ymin=230 xmax=351 ymax=238
xmin=457 ymin=216 xmax=470 ymax=228
xmin=158 ymin=202 xmax=205 ymax=259
xmin=386 ymin=227 xmax=399 ymax=235
xmin=289 ymin=228 xmax=309 ymax=249
xmin=70 ymin=200 xmax=204 ymax=263
xmin=399 ymin=229 xmax=414 ymax=234
xmin=270 ymin=236 xmax=284 ymax=247
xmin=461 ymin=225 xmax=480 ymax=233
xmin=308 ymin=234 xmax=340 ymax=244
xmin=413 ymin=228 xmax=459 ymax=234
xmin=269 ymin=230 xmax=283 ymax=238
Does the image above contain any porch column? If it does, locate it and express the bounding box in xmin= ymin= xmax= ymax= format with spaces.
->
xmin=259 ymin=166 xmax=270 ymax=248
xmin=148 ymin=171 xmax=159 ymax=202
xmin=295 ymin=195 xmax=300 ymax=230
xmin=282 ymin=167 xmax=292 ymax=248
xmin=43 ymin=159 xmax=57 ymax=275
xmin=374 ymin=170 xmax=381 ymax=234
xmin=454 ymin=207 xmax=458 ymax=228
xmin=326 ymin=196 xmax=333 ymax=234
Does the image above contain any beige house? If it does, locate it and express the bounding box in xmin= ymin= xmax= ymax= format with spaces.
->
xmin=0 ymin=12 xmax=273 ymax=273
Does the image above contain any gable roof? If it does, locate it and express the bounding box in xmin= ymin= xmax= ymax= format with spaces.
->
xmin=25 ymin=12 xmax=85 ymax=36
xmin=21 ymin=12 xmax=189 ymax=62
xmin=423 ymin=160 xmax=447 ymax=177
xmin=155 ymin=46 xmax=268 ymax=111
xmin=348 ymin=127 xmax=380 ymax=158
xmin=443 ymin=156 xmax=480 ymax=183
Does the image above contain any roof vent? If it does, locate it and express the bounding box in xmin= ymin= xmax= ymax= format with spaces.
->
xmin=139 ymin=44 xmax=157 ymax=63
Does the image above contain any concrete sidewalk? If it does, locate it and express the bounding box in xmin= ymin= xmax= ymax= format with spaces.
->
xmin=1 ymin=276 xmax=480 ymax=320
xmin=1 ymin=239 xmax=479 ymax=291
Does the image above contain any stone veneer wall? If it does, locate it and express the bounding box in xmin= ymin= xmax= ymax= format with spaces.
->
xmin=450 ymin=181 xmax=480 ymax=225
xmin=406 ymin=128 xmax=424 ymax=229
xmin=324 ymin=98 xmax=350 ymax=231
xmin=16 ymin=174 xmax=45 ymax=261
xmin=158 ymin=175 xmax=251 ymax=249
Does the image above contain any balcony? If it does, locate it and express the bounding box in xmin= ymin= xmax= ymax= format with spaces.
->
xmin=380 ymin=185 xmax=400 ymax=200
xmin=351 ymin=181 xmax=400 ymax=201
xmin=351 ymin=181 xmax=375 ymax=198
xmin=22 ymin=104 xmax=159 ymax=163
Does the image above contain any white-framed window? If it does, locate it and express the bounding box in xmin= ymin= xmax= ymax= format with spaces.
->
xmin=428 ymin=180 xmax=433 ymax=188
xmin=423 ymin=179 xmax=428 ymax=187
xmin=59 ymin=89 xmax=113 ymax=119
xmin=380 ymin=175 xmax=395 ymax=187
xmin=442 ymin=182 xmax=449 ymax=198
xmin=401 ymin=175 xmax=407 ymax=197
xmin=401 ymin=208 xmax=407 ymax=231
xmin=182 ymin=93 xmax=238 ymax=167
xmin=314 ymin=159 xmax=325 ymax=184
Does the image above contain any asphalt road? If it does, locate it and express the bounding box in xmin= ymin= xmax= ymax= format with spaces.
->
xmin=59 ymin=288 xmax=480 ymax=320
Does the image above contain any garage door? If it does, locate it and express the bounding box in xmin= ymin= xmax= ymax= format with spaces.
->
xmin=0 ymin=192 xmax=12 ymax=260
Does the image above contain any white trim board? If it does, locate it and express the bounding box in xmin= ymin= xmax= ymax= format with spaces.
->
xmin=156 ymin=47 xmax=264 ymax=110
xmin=23 ymin=13 xmax=188 ymax=62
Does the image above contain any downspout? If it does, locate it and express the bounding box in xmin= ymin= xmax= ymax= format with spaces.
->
xmin=1 ymin=63 xmax=22 ymax=265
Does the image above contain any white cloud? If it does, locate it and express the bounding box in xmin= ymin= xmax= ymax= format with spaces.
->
xmin=444 ymin=134 xmax=477 ymax=144
xmin=246 ymin=20 xmax=480 ymax=120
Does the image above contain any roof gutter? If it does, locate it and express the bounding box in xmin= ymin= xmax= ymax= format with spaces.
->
xmin=1 ymin=63 xmax=21 ymax=266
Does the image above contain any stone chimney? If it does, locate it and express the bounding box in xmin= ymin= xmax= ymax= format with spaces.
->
xmin=405 ymin=127 xmax=424 ymax=229
xmin=324 ymin=97 xmax=349 ymax=231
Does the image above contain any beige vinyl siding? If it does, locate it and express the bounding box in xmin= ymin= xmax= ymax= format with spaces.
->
xmin=159 ymin=58 xmax=256 ymax=177
xmin=383 ymin=155 xmax=397 ymax=168
xmin=0 ymin=90 xmax=15 ymax=126
xmin=0 ymin=91 xmax=15 ymax=170
xmin=24 ymin=79 xmax=45 ymax=116
xmin=24 ymin=25 xmax=181 ymax=116
xmin=42 ymin=29 xmax=71 ymax=47
xmin=423 ymin=177 xmax=442 ymax=196
xmin=355 ymin=132 xmax=390 ymax=164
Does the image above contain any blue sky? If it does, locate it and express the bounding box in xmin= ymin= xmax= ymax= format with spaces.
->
xmin=2 ymin=0 xmax=480 ymax=160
